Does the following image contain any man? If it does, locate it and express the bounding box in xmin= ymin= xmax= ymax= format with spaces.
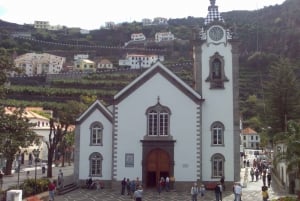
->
xmin=48 ymin=180 xmax=56 ymax=201
xmin=133 ymin=185 xmax=143 ymax=201
xmin=58 ymin=169 xmax=64 ymax=189
xmin=190 ymin=182 xmax=198 ymax=201
xmin=233 ymin=182 xmax=242 ymax=201
xmin=165 ymin=176 xmax=170 ymax=192
xmin=0 ymin=170 xmax=3 ymax=190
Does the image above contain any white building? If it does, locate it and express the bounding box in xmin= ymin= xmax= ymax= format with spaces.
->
xmin=131 ymin=33 xmax=146 ymax=41
xmin=155 ymin=32 xmax=175 ymax=42
xmin=14 ymin=53 xmax=66 ymax=76
xmin=97 ymin=59 xmax=113 ymax=70
xmin=241 ymin=127 xmax=260 ymax=149
xmin=119 ymin=54 xmax=164 ymax=69
xmin=74 ymin=0 xmax=240 ymax=190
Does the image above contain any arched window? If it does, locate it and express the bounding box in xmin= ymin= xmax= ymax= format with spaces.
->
xmin=212 ymin=58 xmax=221 ymax=79
xmin=211 ymin=153 xmax=225 ymax=178
xmin=146 ymin=99 xmax=171 ymax=136
xmin=89 ymin=152 xmax=103 ymax=177
xmin=211 ymin=121 xmax=225 ymax=145
xmin=205 ymin=52 xmax=228 ymax=89
xmin=90 ymin=122 xmax=103 ymax=146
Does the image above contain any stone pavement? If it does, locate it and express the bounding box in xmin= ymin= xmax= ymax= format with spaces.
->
xmin=2 ymin=166 xmax=297 ymax=201
xmin=51 ymin=167 xmax=296 ymax=201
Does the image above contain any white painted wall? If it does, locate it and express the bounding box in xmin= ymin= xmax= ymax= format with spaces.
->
xmin=115 ymin=73 xmax=199 ymax=181
xmin=201 ymin=43 xmax=235 ymax=182
xmin=78 ymin=109 xmax=112 ymax=180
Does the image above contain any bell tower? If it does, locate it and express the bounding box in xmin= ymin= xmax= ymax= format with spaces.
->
xmin=193 ymin=0 xmax=240 ymax=183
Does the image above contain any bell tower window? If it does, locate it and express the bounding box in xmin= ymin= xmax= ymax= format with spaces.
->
xmin=206 ymin=52 xmax=228 ymax=89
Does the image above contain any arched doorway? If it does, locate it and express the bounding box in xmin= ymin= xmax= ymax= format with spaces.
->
xmin=146 ymin=149 xmax=170 ymax=187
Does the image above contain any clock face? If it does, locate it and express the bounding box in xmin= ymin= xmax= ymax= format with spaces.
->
xmin=209 ymin=26 xmax=224 ymax=41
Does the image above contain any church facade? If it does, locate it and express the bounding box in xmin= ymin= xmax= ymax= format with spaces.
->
xmin=74 ymin=0 xmax=240 ymax=190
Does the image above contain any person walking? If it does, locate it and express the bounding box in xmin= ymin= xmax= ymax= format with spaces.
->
xmin=165 ymin=176 xmax=170 ymax=192
xmin=48 ymin=180 xmax=56 ymax=201
xmin=190 ymin=182 xmax=198 ymax=201
xmin=233 ymin=182 xmax=242 ymax=201
xmin=133 ymin=185 xmax=143 ymax=201
xmin=0 ymin=170 xmax=3 ymax=190
xmin=126 ymin=178 xmax=131 ymax=196
xmin=58 ymin=169 xmax=64 ymax=189
xmin=220 ymin=175 xmax=225 ymax=190
xmin=214 ymin=183 xmax=221 ymax=201
xmin=267 ymin=171 xmax=272 ymax=188
xmin=121 ymin=177 xmax=126 ymax=195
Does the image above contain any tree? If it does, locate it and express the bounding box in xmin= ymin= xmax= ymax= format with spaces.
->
xmin=0 ymin=48 xmax=14 ymax=97
xmin=45 ymin=100 xmax=87 ymax=178
xmin=264 ymin=58 xmax=300 ymax=135
xmin=0 ymin=107 xmax=37 ymax=175
xmin=274 ymin=120 xmax=300 ymax=176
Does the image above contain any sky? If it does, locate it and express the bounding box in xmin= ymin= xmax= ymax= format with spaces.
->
xmin=0 ymin=0 xmax=286 ymax=30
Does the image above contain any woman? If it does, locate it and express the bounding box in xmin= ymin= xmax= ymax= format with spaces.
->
xmin=133 ymin=185 xmax=143 ymax=201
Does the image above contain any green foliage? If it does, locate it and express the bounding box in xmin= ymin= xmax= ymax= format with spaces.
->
xmin=20 ymin=178 xmax=50 ymax=197
xmin=0 ymin=106 xmax=37 ymax=175
xmin=264 ymin=58 xmax=300 ymax=133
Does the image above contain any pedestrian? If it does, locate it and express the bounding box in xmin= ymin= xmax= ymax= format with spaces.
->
xmin=0 ymin=169 xmax=3 ymax=190
xmin=121 ymin=177 xmax=126 ymax=195
xmin=58 ymin=169 xmax=64 ymax=189
xmin=214 ymin=183 xmax=221 ymax=201
xmin=262 ymin=171 xmax=267 ymax=186
xmin=165 ymin=176 xmax=170 ymax=192
xmin=220 ymin=175 xmax=225 ymax=190
xmin=267 ymin=171 xmax=271 ymax=188
xmin=233 ymin=182 xmax=242 ymax=201
xmin=133 ymin=185 xmax=143 ymax=201
xmin=190 ymin=182 xmax=198 ymax=201
xmin=26 ymin=171 xmax=30 ymax=179
xmin=250 ymin=168 xmax=255 ymax=182
xmin=48 ymin=180 xmax=56 ymax=201
xmin=261 ymin=186 xmax=269 ymax=201
xmin=255 ymin=168 xmax=259 ymax=181
xmin=42 ymin=163 xmax=46 ymax=174
xmin=130 ymin=180 xmax=136 ymax=198
xmin=126 ymin=178 xmax=131 ymax=195
xmin=199 ymin=184 xmax=205 ymax=200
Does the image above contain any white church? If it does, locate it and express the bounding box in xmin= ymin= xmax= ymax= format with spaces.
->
xmin=74 ymin=0 xmax=241 ymax=190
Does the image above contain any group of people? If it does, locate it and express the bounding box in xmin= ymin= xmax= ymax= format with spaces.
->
xmin=121 ymin=177 xmax=142 ymax=199
xmin=190 ymin=182 xmax=206 ymax=201
xmin=158 ymin=176 xmax=170 ymax=193
xmin=85 ymin=177 xmax=104 ymax=190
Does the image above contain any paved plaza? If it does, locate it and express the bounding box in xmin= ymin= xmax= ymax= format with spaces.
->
xmin=1 ymin=166 xmax=297 ymax=201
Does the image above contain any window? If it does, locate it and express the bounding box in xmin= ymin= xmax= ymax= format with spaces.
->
xmin=90 ymin=122 xmax=103 ymax=146
xmin=251 ymin=136 xmax=253 ymax=140
xmin=211 ymin=121 xmax=224 ymax=145
xmin=146 ymin=99 xmax=171 ymax=136
xmin=89 ymin=152 xmax=102 ymax=177
xmin=206 ymin=52 xmax=228 ymax=89
xmin=243 ymin=136 xmax=246 ymax=140
xmin=211 ymin=153 xmax=225 ymax=177
xmin=212 ymin=59 xmax=221 ymax=79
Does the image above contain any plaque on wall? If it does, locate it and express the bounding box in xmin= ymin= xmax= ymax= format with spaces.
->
xmin=125 ymin=153 xmax=134 ymax=167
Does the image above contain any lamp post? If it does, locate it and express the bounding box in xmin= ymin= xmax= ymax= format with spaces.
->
xmin=32 ymin=149 xmax=40 ymax=195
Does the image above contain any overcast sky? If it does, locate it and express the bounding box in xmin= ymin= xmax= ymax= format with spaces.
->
xmin=0 ymin=0 xmax=286 ymax=30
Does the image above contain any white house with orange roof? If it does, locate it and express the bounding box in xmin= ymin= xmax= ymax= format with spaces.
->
xmin=241 ymin=127 xmax=260 ymax=149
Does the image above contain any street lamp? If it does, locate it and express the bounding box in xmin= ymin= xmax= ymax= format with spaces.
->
xmin=32 ymin=149 xmax=40 ymax=194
